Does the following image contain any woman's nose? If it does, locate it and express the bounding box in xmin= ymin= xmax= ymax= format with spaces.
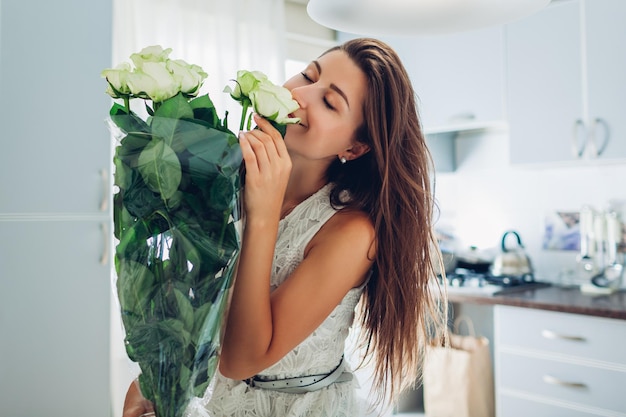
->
xmin=290 ymin=86 xmax=306 ymax=109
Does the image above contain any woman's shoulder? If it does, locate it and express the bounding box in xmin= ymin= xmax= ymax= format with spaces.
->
xmin=307 ymin=208 xmax=376 ymax=258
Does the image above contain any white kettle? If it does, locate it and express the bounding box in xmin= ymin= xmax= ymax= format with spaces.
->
xmin=491 ymin=230 xmax=533 ymax=278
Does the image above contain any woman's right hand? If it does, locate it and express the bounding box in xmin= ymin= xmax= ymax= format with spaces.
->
xmin=238 ymin=114 xmax=291 ymax=222
xmin=122 ymin=379 xmax=156 ymax=417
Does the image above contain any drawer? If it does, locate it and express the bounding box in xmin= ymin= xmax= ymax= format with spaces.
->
xmin=495 ymin=305 xmax=626 ymax=365
xmin=498 ymin=352 xmax=626 ymax=413
xmin=498 ymin=392 xmax=607 ymax=417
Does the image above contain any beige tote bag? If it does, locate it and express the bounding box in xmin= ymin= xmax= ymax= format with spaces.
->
xmin=423 ymin=316 xmax=495 ymax=417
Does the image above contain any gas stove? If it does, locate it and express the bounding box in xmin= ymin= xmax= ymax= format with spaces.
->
xmin=440 ymin=268 xmax=551 ymax=296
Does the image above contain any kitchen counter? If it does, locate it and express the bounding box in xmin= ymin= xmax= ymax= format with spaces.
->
xmin=446 ymin=285 xmax=626 ymax=320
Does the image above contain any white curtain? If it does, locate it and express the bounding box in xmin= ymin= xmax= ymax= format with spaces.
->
xmin=109 ymin=1 xmax=286 ymax=415
xmin=111 ymin=0 xmax=286 ymax=118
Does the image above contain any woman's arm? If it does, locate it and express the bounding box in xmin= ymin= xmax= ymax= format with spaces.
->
xmin=219 ymin=116 xmax=375 ymax=380
xmin=122 ymin=379 xmax=155 ymax=417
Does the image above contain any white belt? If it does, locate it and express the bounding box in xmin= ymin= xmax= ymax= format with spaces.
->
xmin=243 ymin=356 xmax=353 ymax=394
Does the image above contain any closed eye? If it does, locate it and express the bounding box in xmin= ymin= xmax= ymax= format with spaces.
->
xmin=301 ymin=72 xmax=336 ymax=111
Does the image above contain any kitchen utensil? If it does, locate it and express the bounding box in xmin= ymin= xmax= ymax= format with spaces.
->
xmin=491 ymin=230 xmax=533 ymax=277
xmin=591 ymin=212 xmax=623 ymax=289
xmin=576 ymin=206 xmax=596 ymax=274
xmin=455 ymin=246 xmax=494 ymax=273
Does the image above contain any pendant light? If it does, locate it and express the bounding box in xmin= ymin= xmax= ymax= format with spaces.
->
xmin=307 ymin=0 xmax=551 ymax=36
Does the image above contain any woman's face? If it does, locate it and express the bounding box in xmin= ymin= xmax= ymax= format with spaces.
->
xmin=282 ymin=50 xmax=368 ymax=164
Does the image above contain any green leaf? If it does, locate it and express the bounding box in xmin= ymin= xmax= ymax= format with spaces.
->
xmin=114 ymin=133 xmax=152 ymax=173
xmin=170 ymin=227 xmax=202 ymax=280
xmin=173 ymin=288 xmax=194 ymax=333
xmin=115 ymin=220 xmax=150 ymax=262
xmin=116 ymin=260 xmax=155 ymax=317
xmin=154 ymin=93 xmax=194 ymax=120
xmin=183 ymin=127 xmax=232 ymax=164
xmin=218 ymin=143 xmax=243 ymax=178
xmin=113 ymin=156 xmax=132 ymax=190
xmin=190 ymin=94 xmax=220 ymax=127
xmin=109 ymin=103 xmax=150 ymax=134
xmin=209 ymin=175 xmax=235 ymax=211
xmin=137 ymin=138 xmax=182 ymax=200
xmin=125 ymin=319 xmax=190 ymax=364
xmin=269 ymin=119 xmax=287 ymax=138
xmin=191 ymin=302 xmax=212 ymax=337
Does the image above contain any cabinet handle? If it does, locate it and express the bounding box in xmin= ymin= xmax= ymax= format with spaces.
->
xmin=541 ymin=329 xmax=586 ymax=342
xmin=100 ymin=169 xmax=109 ymax=212
xmin=543 ymin=374 xmax=587 ymax=389
xmin=590 ymin=117 xmax=610 ymax=157
xmin=571 ymin=119 xmax=586 ymax=158
xmin=100 ymin=222 xmax=109 ymax=266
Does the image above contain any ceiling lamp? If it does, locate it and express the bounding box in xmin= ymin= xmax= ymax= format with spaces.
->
xmin=307 ymin=0 xmax=551 ymax=36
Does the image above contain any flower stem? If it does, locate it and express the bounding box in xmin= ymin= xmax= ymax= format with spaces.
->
xmin=239 ymin=102 xmax=249 ymax=131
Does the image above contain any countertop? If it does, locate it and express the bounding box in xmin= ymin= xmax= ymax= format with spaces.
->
xmin=446 ymin=285 xmax=626 ymax=320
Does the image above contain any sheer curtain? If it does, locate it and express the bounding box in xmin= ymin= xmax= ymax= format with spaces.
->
xmin=112 ymin=0 xmax=286 ymax=116
xmin=109 ymin=1 xmax=286 ymax=414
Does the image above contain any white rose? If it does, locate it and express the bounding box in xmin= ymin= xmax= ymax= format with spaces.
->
xmin=224 ymin=70 xmax=268 ymax=101
xmin=167 ymin=59 xmax=208 ymax=96
xmin=101 ymin=62 xmax=132 ymax=98
xmin=127 ymin=62 xmax=180 ymax=102
xmin=130 ymin=45 xmax=172 ymax=69
xmin=250 ymin=82 xmax=300 ymax=125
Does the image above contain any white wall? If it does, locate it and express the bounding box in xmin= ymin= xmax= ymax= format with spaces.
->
xmin=433 ymin=126 xmax=626 ymax=286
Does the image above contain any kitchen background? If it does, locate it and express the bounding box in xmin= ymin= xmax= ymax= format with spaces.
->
xmin=0 ymin=0 xmax=624 ymax=416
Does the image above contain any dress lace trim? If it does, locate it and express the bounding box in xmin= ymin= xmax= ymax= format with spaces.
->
xmin=190 ymin=183 xmax=366 ymax=417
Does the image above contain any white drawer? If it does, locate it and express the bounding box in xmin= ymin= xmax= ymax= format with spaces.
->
xmin=495 ymin=305 xmax=626 ymax=365
xmin=498 ymin=392 xmax=608 ymax=417
xmin=498 ymin=352 xmax=626 ymax=413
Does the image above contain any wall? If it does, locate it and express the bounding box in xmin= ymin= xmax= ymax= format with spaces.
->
xmin=433 ymin=126 xmax=626 ymax=287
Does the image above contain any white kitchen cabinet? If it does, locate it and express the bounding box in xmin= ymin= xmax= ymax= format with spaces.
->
xmin=338 ymin=28 xmax=506 ymax=172
xmin=0 ymin=221 xmax=112 ymax=416
xmin=0 ymin=0 xmax=112 ymax=214
xmin=0 ymin=0 xmax=113 ymax=415
xmin=372 ymin=27 xmax=506 ymax=134
xmin=506 ymin=0 xmax=626 ymax=165
xmin=494 ymin=306 xmax=626 ymax=416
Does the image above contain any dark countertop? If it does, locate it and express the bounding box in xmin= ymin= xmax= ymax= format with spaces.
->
xmin=446 ymin=285 xmax=626 ymax=320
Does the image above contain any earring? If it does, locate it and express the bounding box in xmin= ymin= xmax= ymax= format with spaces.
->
xmin=340 ymin=156 xmax=347 ymax=164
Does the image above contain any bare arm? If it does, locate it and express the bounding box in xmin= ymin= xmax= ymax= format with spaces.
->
xmin=122 ymin=379 xmax=155 ymax=417
xmin=219 ymin=117 xmax=375 ymax=379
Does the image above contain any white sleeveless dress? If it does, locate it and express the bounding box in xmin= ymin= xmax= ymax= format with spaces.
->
xmin=188 ymin=183 xmax=366 ymax=417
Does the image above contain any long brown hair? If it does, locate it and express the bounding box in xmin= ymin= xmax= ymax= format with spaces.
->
xmin=325 ymin=38 xmax=447 ymax=409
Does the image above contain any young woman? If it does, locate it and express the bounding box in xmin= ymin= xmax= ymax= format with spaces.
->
xmin=123 ymin=37 xmax=446 ymax=417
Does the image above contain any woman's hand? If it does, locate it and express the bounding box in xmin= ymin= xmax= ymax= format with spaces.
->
xmin=239 ymin=114 xmax=291 ymax=223
xmin=122 ymin=379 xmax=156 ymax=417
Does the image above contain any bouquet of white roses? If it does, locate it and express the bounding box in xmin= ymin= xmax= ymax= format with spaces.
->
xmin=103 ymin=46 xmax=298 ymax=417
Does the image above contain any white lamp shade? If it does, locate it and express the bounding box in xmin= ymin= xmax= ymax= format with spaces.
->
xmin=307 ymin=0 xmax=551 ymax=36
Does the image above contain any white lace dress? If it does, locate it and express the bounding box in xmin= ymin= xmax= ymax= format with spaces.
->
xmin=187 ymin=183 xmax=366 ymax=417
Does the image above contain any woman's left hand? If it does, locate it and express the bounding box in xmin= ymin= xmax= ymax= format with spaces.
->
xmin=238 ymin=114 xmax=291 ymax=223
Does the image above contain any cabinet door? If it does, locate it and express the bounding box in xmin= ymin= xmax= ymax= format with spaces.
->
xmin=506 ymin=1 xmax=584 ymax=164
xmin=499 ymin=394 xmax=606 ymax=417
xmin=585 ymin=0 xmax=626 ymax=159
xmin=382 ymin=27 xmax=505 ymax=132
xmin=0 ymin=0 xmax=112 ymax=214
xmin=0 ymin=220 xmax=111 ymax=416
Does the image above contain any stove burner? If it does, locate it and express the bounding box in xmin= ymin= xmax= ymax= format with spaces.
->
xmin=440 ymin=268 xmax=551 ymax=294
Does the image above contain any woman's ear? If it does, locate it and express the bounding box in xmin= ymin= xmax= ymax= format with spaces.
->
xmin=345 ymin=142 xmax=370 ymax=161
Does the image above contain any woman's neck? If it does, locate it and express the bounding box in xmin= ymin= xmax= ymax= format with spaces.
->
xmin=281 ymin=164 xmax=328 ymax=218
